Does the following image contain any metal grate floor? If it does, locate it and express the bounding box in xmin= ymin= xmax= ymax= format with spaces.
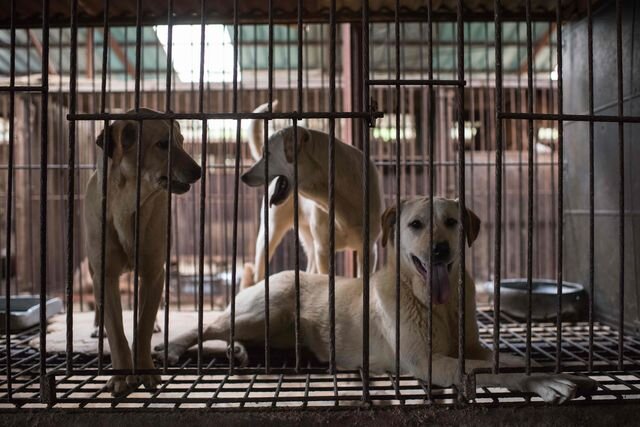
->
xmin=1 ymin=307 xmax=640 ymax=409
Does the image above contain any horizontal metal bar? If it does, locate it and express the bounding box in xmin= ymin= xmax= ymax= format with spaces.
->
xmin=565 ymin=209 xmax=640 ymax=217
xmin=373 ymin=160 xmax=559 ymax=167
xmin=44 ymin=367 xmax=357 ymax=377
xmin=0 ymin=160 xmax=560 ymax=171
xmin=0 ymin=11 xmax=563 ymax=30
xmin=67 ymin=111 xmax=385 ymax=121
xmin=499 ymin=112 xmax=640 ymax=123
xmin=0 ymin=85 xmax=45 ymax=92
xmin=367 ymin=78 xmax=465 ymax=86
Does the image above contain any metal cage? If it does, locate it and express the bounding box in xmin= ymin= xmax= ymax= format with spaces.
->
xmin=1 ymin=0 xmax=639 ymax=417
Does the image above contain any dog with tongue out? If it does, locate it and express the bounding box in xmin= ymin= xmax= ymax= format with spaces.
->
xmin=157 ymin=196 xmax=598 ymax=404
xmin=380 ymin=196 xmax=479 ymax=308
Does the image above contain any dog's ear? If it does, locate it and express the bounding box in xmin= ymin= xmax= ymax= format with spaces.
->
xmin=463 ymin=207 xmax=481 ymax=247
xmin=284 ymin=127 xmax=308 ymax=163
xmin=96 ymin=121 xmax=137 ymax=158
xmin=96 ymin=125 xmax=113 ymax=157
xmin=380 ymin=206 xmax=397 ymax=248
xmin=116 ymin=121 xmax=137 ymax=152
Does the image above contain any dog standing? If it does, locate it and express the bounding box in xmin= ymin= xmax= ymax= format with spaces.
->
xmin=241 ymin=101 xmax=384 ymax=287
xmin=156 ymin=196 xmax=596 ymax=404
xmin=84 ymin=110 xmax=201 ymax=396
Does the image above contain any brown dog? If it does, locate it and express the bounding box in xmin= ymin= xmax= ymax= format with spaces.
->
xmin=84 ymin=110 xmax=201 ymax=396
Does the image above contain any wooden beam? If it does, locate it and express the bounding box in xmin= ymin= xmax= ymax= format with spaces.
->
xmin=518 ymin=23 xmax=554 ymax=75
xmin=108 ymin=31 xmax=136 ymax=79
xmin=28 ymin=29 xmax=57 ymax=75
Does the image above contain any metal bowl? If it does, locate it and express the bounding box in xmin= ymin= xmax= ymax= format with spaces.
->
xmin=483 ymin=279 xmax=588 ymax=322
xmin=0 ymin=296 xmax=63 ymax=333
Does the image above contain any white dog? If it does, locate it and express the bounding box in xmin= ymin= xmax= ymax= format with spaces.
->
xmin=84 ymin=111 xmax=201 ymax=396
xmin=241 ymin=100 xmax=384 ymax=287
xmin=155 ymin=196 xmax=597 ymax=404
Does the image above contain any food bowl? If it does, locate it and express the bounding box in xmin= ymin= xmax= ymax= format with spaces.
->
xmin=483 ymin=279 xmax=588 ymax=322
xmin=0 ymin=296 xmax=63 ymax=333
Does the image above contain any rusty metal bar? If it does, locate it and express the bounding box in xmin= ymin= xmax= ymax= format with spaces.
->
xmin=67 ymin=111 xmax=383 ymax=121
xmin=229 ymin=0 xmax=239 ymax=374
xmin=131 ymin=0 xmax=143 ymax=374
xmin=196 ymin=0 xmax=207 ymax=374
xmin=455 ymin=0 xmax=466 ymax=393
xmin=587 ymin=0 xmax=595 ymax=374
xmin=162 ymin=0 xmax=174 ymax=374
xmin=524 ymin=0 xmax=534 ymax=376
xmin=393 ymin=0 xmax=402 ymax=384
xmin=96 ymin=0 xmax=110 ymax=375
xmin=328 ymin=0 xmax=337 ymax=375
xmin=4 ymin=0 xmax=16 ymax=400
xmin=361 ymin=0 xmax=371 ymax=403
xmin=554 ymin=0 xmax=564 ymax=374
xmin=492 ymin=0 xmax=503 ymax=374
xmin=38 ymin=0 xmax=50 ymax=402
xmin=615 ymin=0 xmax=625 ymax=371
xmin=65 ymin=0 xmax=79 ymax=376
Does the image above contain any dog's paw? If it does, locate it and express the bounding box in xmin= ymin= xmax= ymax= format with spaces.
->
xmin=557 ymin=374 xmax=598 ymax=397
xmin=106 ymin=375 xmax=139 ymax=397
xmin=139 ymin=374 xmax=162 ymax=391
xmin=152 ymin=343 xmax=182 ymax=366
xmin=226 ymin=342 xmax=249 ymax=367
xmin=520 ymin=374 xmax=597 ymax=404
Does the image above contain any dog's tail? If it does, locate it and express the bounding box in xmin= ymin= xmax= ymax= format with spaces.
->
xmin=239 ymin=262 xmax=255 ymax=289
xmin=247 ymin=100 xmax=278 ymax=162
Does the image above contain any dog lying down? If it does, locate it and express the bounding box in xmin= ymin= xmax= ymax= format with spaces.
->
xmin=155 ymin=197 xmax=597 ymax=404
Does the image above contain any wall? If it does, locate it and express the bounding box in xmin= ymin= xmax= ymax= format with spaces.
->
xmin=564 ymin=0 xmax=640 ymax=332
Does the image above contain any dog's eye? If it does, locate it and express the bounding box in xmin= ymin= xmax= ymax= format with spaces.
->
xmin=408 ymin=219 xmax=424 ymax=230
xmin=157 ymin=140 xmax=169 ymax=150
xmin=445 ymin=217 xmax=458 ymax=227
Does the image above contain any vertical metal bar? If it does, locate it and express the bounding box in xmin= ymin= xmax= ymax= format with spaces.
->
xmin=97 ymin=0 xmax=111 ymax=375
xmin=131 ymin=0 xmax=143 ymax=374
xmin=426 ymin=0 xmax=435 ymax=398
xmin=515 ymin=25 xmax=525 ymax=277
xmin=525 ymin=0 xmax=534 ymax=375
xmin=4 ymin=0 xmax=16 ymax=400
xmin=294 ymin=0 xmax=304 ymax=374
xmin=456 ymin=0 xmax=466 ymax=390
xmin=586 ymin=0 xmax=595 ymax=373
xmin=554 ymin=0 xmax=564 ymax=374
xmin=393 ymin=0 xmax=402 ymax=383
xmin=264 ymin=0 xmax=274 ymax=373
xmin=492 ymin=0 xmax=503 ymax=374
xmin=229 ymin=0 xmax=239 ymax=375
xmin=162 ymin=0 xmax=174 ymax=374
xmin=196 ymin=0 xmax=207 ymax=375
xmin=328 ymin=0 xmax=337 ymax=375
xmin=66 ymin=0 xmax=79 ymax=376
xmin=361 ymin=0 xmax=371 ymax=403
xmin=615 ymin=0 xmax=625 ymax=371
xmin=39 ymin=0 xmax=50 ymax=401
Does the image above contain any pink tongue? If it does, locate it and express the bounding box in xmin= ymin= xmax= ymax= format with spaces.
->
xmin=431 ymin=264 xmax=450 ymax=305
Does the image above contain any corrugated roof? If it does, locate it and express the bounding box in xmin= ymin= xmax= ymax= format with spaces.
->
xmin=1 ymin=21 xmax=556 ymax=84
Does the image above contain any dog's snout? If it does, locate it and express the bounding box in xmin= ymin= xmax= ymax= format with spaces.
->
xmin=432 ymin=241 xmax=450 ymax=262
xmin=189 ymin=164 xmax=202 ymax=182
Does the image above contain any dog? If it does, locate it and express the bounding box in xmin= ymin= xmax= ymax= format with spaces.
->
xmin=155 ymin=196 xmax=597 ymax=404
xmin=241 ymin=100 xmax=384 ymax=287
xmin=84 ymin=109 xmax=201 ymax=396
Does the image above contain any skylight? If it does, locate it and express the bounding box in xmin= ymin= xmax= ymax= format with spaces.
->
xmin=154 ymin=24 xmax=240 ymax=83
